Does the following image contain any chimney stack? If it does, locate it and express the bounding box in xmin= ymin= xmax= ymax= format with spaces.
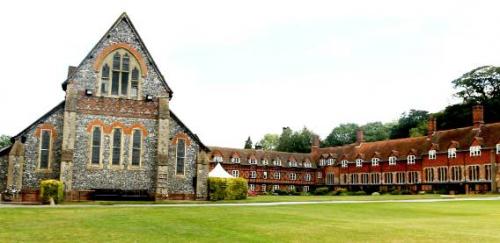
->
xmin=427 ymin=115 xmax=436 ymax=137
xmin=356 ymin=129 xmax=364 ymax=144
xmin=472 ymin=105 xmax=484 ymax=129
xmin=312 ymin=135 xmax=320 ymax=148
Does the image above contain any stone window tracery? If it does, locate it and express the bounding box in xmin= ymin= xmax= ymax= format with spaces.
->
xmin=99 ymin=49 xmax=141 ymax=99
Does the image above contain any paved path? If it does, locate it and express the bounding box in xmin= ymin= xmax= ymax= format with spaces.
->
xmin=1 ymin=196 xmax=499 ymax=208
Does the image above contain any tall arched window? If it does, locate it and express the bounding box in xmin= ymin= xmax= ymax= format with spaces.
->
xmin=131 ymin=129 xmax=142 ymax=166
xmin=100 ymin=49 xmax=141 ymax=99
xmin=111 ymin=128 xmax=123 ymax=166
xmin=39 ymin=130 xmax=52 ymax=169
xmin=91 ymin=127 xmax=102 ymax=165
xmin=176 ymin=139 xmax=186 ymax=175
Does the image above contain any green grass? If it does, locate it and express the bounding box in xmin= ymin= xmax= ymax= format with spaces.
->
xmin=1 ymin=200 xmax=500 ymax=242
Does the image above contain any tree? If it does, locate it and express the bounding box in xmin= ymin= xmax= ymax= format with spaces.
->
xmin=361 ymin=122 xmax=392 ymax=142
xmin=244 ymin=136 xmax=253 ymax=149
xmin=452 ymin=66 xmax=500 ymax=104
xmin=323 ymin=123 xmax=359 ymax=147
xmin=276 ymin=127 xmax=316 ymax=153
xmin=390 ymin=110 xmax=429 ymax=139
xmin=0 ymin=135 xmax=11 ymax=148
xmin=258 ymin=133 xmax=279 ymax=150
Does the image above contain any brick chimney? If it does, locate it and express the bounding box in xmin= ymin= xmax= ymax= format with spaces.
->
xmin=312 ymin=135 xmax=320 ymax=148
xmin=472 ymin=105 xmax=484 ymax=129
xmin=427 ymin=115 xmax=436 ymax=137
xmin=356 ymin=129 xmax=364 ymax=144
xmin=310 ymin=135 xmax=320 ymax=162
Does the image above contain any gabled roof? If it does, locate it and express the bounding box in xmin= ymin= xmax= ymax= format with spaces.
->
xmin=13 ymin=101 xmax=65 ymax=140
xmin=62 ymin=12 xmax=173 ymax=98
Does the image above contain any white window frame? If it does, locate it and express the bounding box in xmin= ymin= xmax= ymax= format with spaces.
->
xmin=448 ymin=148 xmax=457 ymax=158
xmin=249 ymin=158 xmax=257 ymax=164
xmin=250 ymin=171 xmax=257 ymax=179
xmin=389 ymin=156 xmax=397 ymax=165
xmin=407 ymin=155 xmax=416 ymax=165
xmin=263 ymin=171 xmax=268 ymax=179
xmin=356 ymin=159 xmax=363 ymax=167
xmin=341 ymin=160 xmax=348 ymax=168
xmin=289 ymin=185 xmax=295 ymax=191
xmin=371 ymin=158 xmax=379 ymax=166
xmin=327 ymin=158 xmax=334 ymax=166
xmin=289 ymin=173 xmax=297 ymax=180
xmin=231 ymin=170 xmax=239 ymax=177
xmin=428 ymin=150 xmax=436 ymax=160
xmin=261 ymin=184 xmax=266 ymax=192
xmin=274 ymin=172 xmax=281 ymax=180
xmin=262 ymin=159 xmax=268 ymax=165
xmin=273 ymin=159 xmax=282 ymax=166
xmin=249 ymin=184 xmax=255 ymax=191
xmin=213 ymin=155 xmax=223 ymax=163
xmin=303 ymin=186 xmax=309 ymax=192
xmin=496 ymin=144 xmax=500 ymax=154
xmin=319 ymin=159 xmax=325 ymax=166
xmin=273 ymin=185 xmax=280 ymax=191
xmin=469 ymin=146 xmax=481 ymax=157
xmin=305 ymin=173 xmax=312 ymax=181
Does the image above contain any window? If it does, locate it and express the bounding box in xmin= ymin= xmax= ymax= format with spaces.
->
xmin=361 ymin=173 xmax=369 ymax=184
xmin=326 ymin=173 xmax=334 ymax=185
xmin=350 ymin=174 xmax=359 ymax=184
xmin=425 ymin=168 xmax=434 ymax=182
xmin=213 ymin=155 xmax=223 ymax=163
xmin=450 ymin=166 xmax=462 ymax=181
xmin=111 ymin=128 xmax=123 ymax=166
xmin=262 ymin=159 xmax=268 ymax=165
xmin=341 ymin=174 xmax=348 ymax=184
xmin=370 ymin=173 xmax=380 ymax=184
xmin=39 ymin=130 xmax=51 ymax=169
xmin=485 ymin=164 xmax=492 ymax=181
xmin=428 ymin=150 xmax=437 ymax=160
xmin=249 ymin=184 xmax=255 ymax=191
xmin=384 ymin=173 xmax=393 ymax=184
xmin=468 ymin=165 xmax=480 ymax=181
xmin=262 ymin=184 xmax=267 ymax=192
xmin=231 ymin=170 xmax=240 ymax=177
xmin=408 ymin=171 xmax=419 ymax=183
xmin=371 ymin=158 xmax=379 ymax=166
xmin=263 ymin=171 xmax=268 ymax=179
xmin=438 ymin=167 xmax=448 ymax=182
xmin=274 ymin=172 xmax=281 ymax=180
xmin=231 ymin=157 xmax=241 ymax=163
xmin=470 ymin=146 xmax=481 ymax=157
xmin=100 ymin=49 xmax=141 ymax=99
xmin=289 ymin=173 xmax=297 ymax=180
xmin=356 ymin=159 xmax=363 ymax=167
xmin=176 ymin=139 xmax=186 ymax=175
xmin=319 ymin=159 xmax=325 ymax=166
xmin=90 ymin=127 xmax=102 ymax=165
xmin=250 ymin=171 xmax=257 ymax=179
xmin=407 ymin=155 xmax=416 ymax=165
xmin=389 ymin=156 xmax=397 ymax=165
xmin=317 ymin=172 xmax=322 ymax=178
xmin=327 ymin=158 xmax=334 ymax=166
xmin=305 ymin=173 xmax=312 ymax=182
xmin=304 ymin=161 xmax=312 ymax=168
xmin=497 ymin=144 xmax=500 ymax=154
xmin=249 ymin=158 xmax=257 ymax=164
xmin=289 ymin=185 xmax=295 ymax=191
xmin=273 ymin=185 xmax=280 ymax=191
xmin=303 ymin=186 xmax=309 ymax=192
xmin=448 ymin=148 xmax=457 ymax=158
xmin=130 ymin=129 xmax=142 ymax=166
xmin=396 ymin=172 xmax=405 ymax=184
xmin=341 ymin=160 xmax=348 ymax=168
xmin=273 ymin=158 xmax=281 ymax=166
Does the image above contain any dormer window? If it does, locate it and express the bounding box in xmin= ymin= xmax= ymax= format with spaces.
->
xmin=319 ymin=159 xmax=325 ymax=166
xmin=371 ymin=158 xmax=379 ymax=166
xmin=327 ymin=158 xmax=334 ymax=166
xmin=407 ymin=155 xmax=416 ymax=165
xmin=304 ymin=161 xmax=312 ymax=168
xmin=389 ymin=156 xmax=397 ymax=165
xmin=448 ymin=148 xmax=457 ymax=158
xmin=231 ymin=157 xmax=241 ymax=163
xmin=249 ymin=158 xmax=257 ymax=164
xmin=497 ymin=144 xmax=500 ymax=154
xmin=273 ymin=158 xmax=282 ymax=166
xmin=99 ymin=49 xmax=141 ymax=99
xmin=428 ymin=150 xmax=436 ymax=160
xmin=341 ymin=160 xmax=348 ymax=168
xmin=213 ymin=155 xmax=223 ymax=163
xmin=470 ymin=146 xmax=481 ymax=157
xmin=355 ymin=159 xmax=363 ymax=167
xmin=261 ymin=159 xmax=268 ymax=165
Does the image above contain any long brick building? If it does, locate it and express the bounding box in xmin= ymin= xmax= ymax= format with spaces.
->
xmin=209 ymin=105 xmax=500 ymax=194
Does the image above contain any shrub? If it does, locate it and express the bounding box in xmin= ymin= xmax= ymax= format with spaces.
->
xmin=333 ymin=188 xmax=348 ymax=196
xmin=226 ymin=177 xmax=248 ymax=200
xmin=390 ymin=190 xmax=401 ymax=195
xmin=39 ymin=179 xmax=64 ymax=204
xmin=371 ymin=192 xmax=380 ymax=196
xmin=353 ymin=191 xmax=367 ymax=196
xmin=208 ymin=177 xmax=227 ymax=201
xmin=314 ymin=187 xmax=330 ymax=195
xmin=289 ymin=189 xmax=301 ymax=196
xmin=401 ymin=190 xmax=412 ymax=195
xmin=275 ymin=190 xmax=289 ymax=195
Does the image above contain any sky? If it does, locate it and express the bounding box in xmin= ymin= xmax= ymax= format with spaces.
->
xmin=1 ymin=0 xmax=500 ymax=148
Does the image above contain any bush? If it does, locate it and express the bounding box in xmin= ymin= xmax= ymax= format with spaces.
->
xmin=333 ymin=188 xmax=348 ymax=196
xmin=371 ymin=192 xmax=380 ymax=196
xmin=289 ymin=189 xmax=300 ymax=196
xmin=208 ymin=177 xmax=248 ymax=201
xmin=353 ymin=191 xmax=367 ymax=196
xmin=313 ymin=187 xmax=330 ymax=195
xmin=274 ymin=189 xmax=289 ymax=195
xmin=401 ymin=190 xmax=412 ymax=195
xmin=390 ymin=190 xmax=401 ymax=195
xmin=39 ymin=179 xmax=64 ymax=204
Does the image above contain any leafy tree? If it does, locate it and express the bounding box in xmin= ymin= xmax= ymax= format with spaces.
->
xmin=258 ymin=133 xmax=279 ymax=150
xmin=361 ymin=122 xmax=392 ymax=142
xmin=0 ymin=135 xmax=11 ymax=148
xmin=244 ymin=136 xmax=253 ymax=149
xmin=276 ymin=127 xmax=316 ymax=153
xmin=452 ymin=66 xmax=500 ymax=104
xmin=323 ymin=123 xmax=359 ymax=147
xmin=409 ymin=120 xmax=428 ymax=137
xmin=390 ymin=110 xmax=429 ymax=139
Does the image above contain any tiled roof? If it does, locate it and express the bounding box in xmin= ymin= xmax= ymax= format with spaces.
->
xmin=208 ymin=146 xmax=315 ymax=168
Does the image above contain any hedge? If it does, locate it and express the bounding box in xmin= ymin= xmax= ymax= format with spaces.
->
xmin=39 ymin=179 xmax=64 ymax=204
xmin=208 ymin=177 xmax=248 ymax=201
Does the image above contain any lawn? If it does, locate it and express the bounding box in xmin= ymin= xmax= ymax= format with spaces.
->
xmin=1 ymin=200 xmax=500 ymax=242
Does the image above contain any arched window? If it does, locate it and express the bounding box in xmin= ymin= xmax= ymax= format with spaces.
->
xmin=131 ymin=129 xmax=142 ymax=166
xmin=111 ymin=128 xmax=123 ymax=166
xmin=100 ymin=49 xmax=141 ymax=99
xmin=39 ymin=130 xmax=52 ymax=169
xmin=176 ymin=139 xmax=186 ymax=175
xmin=91 ymin=127 xmax=102 ymax=165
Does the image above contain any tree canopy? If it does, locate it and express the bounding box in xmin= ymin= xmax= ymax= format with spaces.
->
xmin=322 ymin=123 xmax=359 ymax=147
xmin=244 ymin=137 xmax=253 ymax=149
xmin=258 ymin=133 xmax=279 ymax=150
xmin=389 ymin=109 xmax=429 ymax=139
xmin=452 ymin=65 xmax=500 ymax=104
xmin=0 ymin=135 xmax=11 ymax=148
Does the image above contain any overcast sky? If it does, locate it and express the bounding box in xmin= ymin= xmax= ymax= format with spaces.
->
xmin=1 ymin=0 xmax=500 ymax=148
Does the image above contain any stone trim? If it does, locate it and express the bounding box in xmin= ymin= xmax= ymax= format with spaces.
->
xmin=171 ymin=132 xmax=191 ymax=146
xmin=128 ymin=128 xmax=145 ymax=170
xmin=36 ymin=128 xmax=54 ymax=172
xmin=34 ymin=123 xmax=58 ymax=140
xmin=93 ymin=42 xmax=148 ymax=78
xmin=87 ymin=125 xmax=104 ymax=169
